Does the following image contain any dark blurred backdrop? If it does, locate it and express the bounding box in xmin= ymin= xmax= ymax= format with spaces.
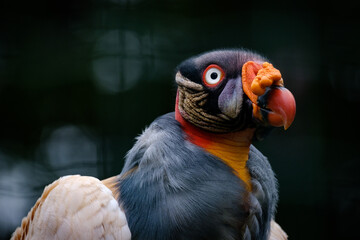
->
xmin=0 ymin=0 xmax=359 ymax=239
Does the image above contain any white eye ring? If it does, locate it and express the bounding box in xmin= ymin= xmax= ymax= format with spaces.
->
xmin=203 ymin=65 xmax=224 ymax=86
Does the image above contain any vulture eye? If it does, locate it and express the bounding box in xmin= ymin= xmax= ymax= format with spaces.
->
xmin=202 ymin=64 xmax=225 ymax=87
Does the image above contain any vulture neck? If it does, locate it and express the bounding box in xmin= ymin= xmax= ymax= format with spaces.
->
xmin=175 ymin=100 xmax=255 ymax=191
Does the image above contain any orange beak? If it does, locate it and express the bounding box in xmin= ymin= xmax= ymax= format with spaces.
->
xmin=242 ymin=61 xmax=296 ymax=130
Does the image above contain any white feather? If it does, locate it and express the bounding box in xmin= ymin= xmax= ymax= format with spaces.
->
xmin=11 ymin=175 xmax=131 ymax=240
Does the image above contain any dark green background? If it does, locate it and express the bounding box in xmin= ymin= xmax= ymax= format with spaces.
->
xmin=0 ymin=0 xmax=359 ymax=239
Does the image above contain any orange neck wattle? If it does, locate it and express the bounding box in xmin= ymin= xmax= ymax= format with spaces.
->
xmin=175 ymin=95 xmax=255 ymax=190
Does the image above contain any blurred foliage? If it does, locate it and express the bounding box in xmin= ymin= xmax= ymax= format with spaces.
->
xmin=0 ymin=0 xmax=359 ymax=239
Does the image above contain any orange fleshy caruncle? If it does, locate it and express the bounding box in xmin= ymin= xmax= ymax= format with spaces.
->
xmin=242 ymin=61 xmax=296 ymax=129
xmin=251 ymin=62 xmax=284 ymax=95
xmin=242 ymin=61 xmax=284 ymax=99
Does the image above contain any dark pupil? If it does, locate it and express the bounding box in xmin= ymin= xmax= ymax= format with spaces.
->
xmin=210 ymin=72 xmax=218 ymax=79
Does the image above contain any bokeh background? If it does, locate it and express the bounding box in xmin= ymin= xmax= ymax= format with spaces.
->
xmin=0 ymin=0 xmax=359 ymax=239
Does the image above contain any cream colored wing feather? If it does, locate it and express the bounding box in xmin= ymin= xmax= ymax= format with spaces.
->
xmin=11 ymin=175 xmax=131 ymax=240
xmin=269 ymin=220 xmax=288 ymax=240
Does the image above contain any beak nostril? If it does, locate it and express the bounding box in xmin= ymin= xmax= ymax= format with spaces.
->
xmin=242 ymin=61 xmax=263 ymax=103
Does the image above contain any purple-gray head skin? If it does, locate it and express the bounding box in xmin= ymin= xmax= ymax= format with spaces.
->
xmin=175 ymin=49 xmax=296 ymax=134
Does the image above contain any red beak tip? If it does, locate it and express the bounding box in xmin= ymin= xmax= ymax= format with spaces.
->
xmin=284 ymin=123 xmax=291 ymax=130
xmin=267 ymin=87 xmax=296 ymax=129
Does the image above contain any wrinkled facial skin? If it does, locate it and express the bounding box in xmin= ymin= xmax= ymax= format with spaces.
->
xmin=176 ymin=49 xmax=296 ymax=134
xmin=177 ymin=49 xmax=267 ymax=122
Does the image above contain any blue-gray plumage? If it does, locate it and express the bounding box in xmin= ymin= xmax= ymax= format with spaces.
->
xmin=116 ymin=49 xmax=295 ymax=240
xmin=119 ymin=113 xmax=277 ymax=240
xmin=11 ymin=49 xmax=294 ymax=240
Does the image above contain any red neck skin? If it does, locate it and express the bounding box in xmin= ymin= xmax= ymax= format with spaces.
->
xmin=175 ymin=91 xmax=255 ymax=190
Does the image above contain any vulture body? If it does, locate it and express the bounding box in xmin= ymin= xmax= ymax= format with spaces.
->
xmin=12 ymin=49 xmax=294 ymax=240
